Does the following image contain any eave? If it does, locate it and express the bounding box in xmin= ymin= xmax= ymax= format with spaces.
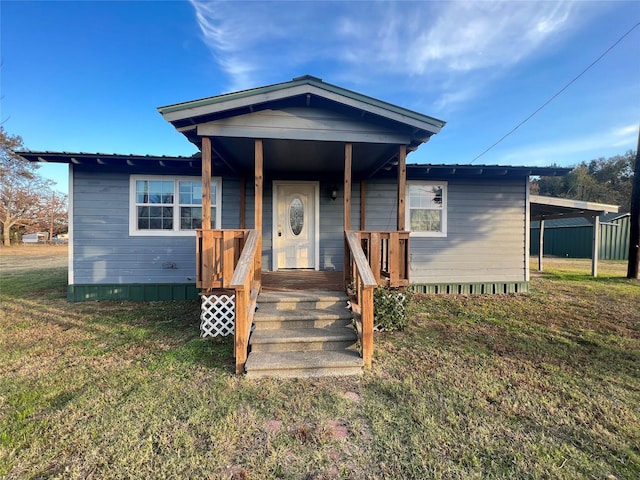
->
xmin=17 ymin=151 xmax=206 ymax=170
xmin=400 ymin=164 xmax=572 ymax=179
xmin=158 ymin=75 xmax=446 ymax=134
xmin=530 ymin=194 xmax=619 ymax=221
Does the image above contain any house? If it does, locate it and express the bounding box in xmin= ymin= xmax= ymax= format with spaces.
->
xmin=531 ymin=212 xmax=630 ymax=260
xmin=20 ymin=75 xmax=571 ymax=375
xmin=22 ymin=232 xmax=49 ymax=243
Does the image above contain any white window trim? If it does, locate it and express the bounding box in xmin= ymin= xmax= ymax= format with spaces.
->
xmin=406 ymin=181 xmax=448 ymax=238
xmin=129 ymin=175 xmax=222 ymax=236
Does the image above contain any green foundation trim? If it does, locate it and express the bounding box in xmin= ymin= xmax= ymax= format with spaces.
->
xmin=410 ymin=281 xmax=529 ymax=295
xmin=67 ymin=283 xmax=200 ymax=302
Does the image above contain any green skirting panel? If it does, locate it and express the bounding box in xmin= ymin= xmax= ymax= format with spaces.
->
xmin=410 ymin=281 xmax=529 ymax=295
xmin=67 ymin=283 xmax=201 ymax=302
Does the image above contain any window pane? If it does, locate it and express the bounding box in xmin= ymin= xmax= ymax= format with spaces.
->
xmin=179 ymin=181 xmax=202 ymax=205
xmin=409 ymin=184 xmax=443 ymax=210
xmin=289 ymin=197 xmax=304 ymax=236
xmin=181 ymin=206 xmax=202 ymax=230
xmin=138 ymin=180 xmax=174 ymax=204
xmin=179 ymin=206 xmax=216 ymax=230
xmin=410 ymin=209 xmax=441 ymax=232
xmin=136 ymin=180 xmax=148 ymax=203
xmin=137 ymin=205 xmax=173 ymax=230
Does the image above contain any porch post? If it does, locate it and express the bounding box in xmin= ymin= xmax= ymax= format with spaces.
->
xmin=344 ymin=143 xmax=352 ymax=288
xmin=202 ymin=137 xmax=212 ymax=230
xmin=397 ymin=145 xmax=407 ymax=231
xmin=591 ymin=214 xmax=600 ymax=277
xmin=538 ymin=219 xmax=545 ymax=272
xmin=255 ymin=140 xmax=264 ymax=281
xmin=344 ymin=143 xmax=352 ymax=231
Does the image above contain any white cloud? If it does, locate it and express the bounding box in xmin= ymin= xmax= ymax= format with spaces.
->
xmin=188 ymin=1 xmax=592 ymax=108
xmin=612 ymin=124 xmax=639 ymax=139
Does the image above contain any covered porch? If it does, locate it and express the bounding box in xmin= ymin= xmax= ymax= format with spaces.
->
xmin=192 ymin=140 xmax=415 ymax=375
xmin=158 ymin=75 xmax=445 ymax=375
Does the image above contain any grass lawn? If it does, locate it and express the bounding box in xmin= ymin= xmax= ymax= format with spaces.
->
xmin=1 ymin=247 xmax=639 ymax=479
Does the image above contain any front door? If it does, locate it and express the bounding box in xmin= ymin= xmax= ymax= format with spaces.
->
xmin=273 ymin=181 xmax=319 ymax=270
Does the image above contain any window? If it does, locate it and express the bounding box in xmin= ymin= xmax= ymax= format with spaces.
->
xmin=406 ymin=181 xmax=447 ymax=237
xmin=129 ymin=176 xmax=221 ymax=236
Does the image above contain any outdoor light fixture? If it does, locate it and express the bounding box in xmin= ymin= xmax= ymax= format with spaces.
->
xmin=330 ymin=186 xmax=338 ymax=200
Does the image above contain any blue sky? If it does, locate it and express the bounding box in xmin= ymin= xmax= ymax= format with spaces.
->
xmin=2 ymin=0 xmax=639 ymax=194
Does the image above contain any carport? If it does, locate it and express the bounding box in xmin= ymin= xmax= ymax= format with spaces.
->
xmin=530 ymin=195 xmax=619 ymax=277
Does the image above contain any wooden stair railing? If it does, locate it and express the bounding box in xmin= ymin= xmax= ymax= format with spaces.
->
xmin=196 ymin=229 xmax=252 ymax=289
xmin=357 ymin=231 xmax=410 ymax=287
xmin=345 ymin=231 xmax=377 ymax=368
xmin=196 ymin=229 xmax=261 ymax=374
xmin=229 ymin=230 xmax=261 ymax=374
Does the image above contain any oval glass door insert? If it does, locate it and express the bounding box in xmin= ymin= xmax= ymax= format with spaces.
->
xmin=289 ymin=197 xmax=304 ymax=236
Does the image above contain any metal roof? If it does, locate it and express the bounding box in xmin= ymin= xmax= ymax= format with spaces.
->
xmin=530 ymin=194 xmax=619 ymax=221
xmin=158 ymin=75 xmax=446 ymax=132
xmin=18 ymin=151 xmax=571 ymax=180
xmin=531 ymin=212 xmax=630 ymax=228
xmin=17 ymin=151 xmax=206 ymax=169
xmin=404 ymin=164 xmax=571 ymax=178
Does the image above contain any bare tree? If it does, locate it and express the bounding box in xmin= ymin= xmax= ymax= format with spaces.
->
xmin=0 ymin=127 xmax=58 ymax=246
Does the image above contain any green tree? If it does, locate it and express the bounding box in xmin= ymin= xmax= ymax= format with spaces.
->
xmin=0 ymin=127 xmax=58 ymax=246
xmin=533 ymin=150 xmax=636 ymax=211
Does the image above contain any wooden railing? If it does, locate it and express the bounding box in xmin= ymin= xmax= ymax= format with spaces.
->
xmin=196 ymin=229 xmax=252 ymax=289
xmin=357 ymin=231 xmax=410 ymax=287
xmin=345 ymin=231 xmax=377 ymax=368
xmin=229 ymin=230 xmax=261 ymax=374
xmin=196 ymin=229 xmax=260 ymax=374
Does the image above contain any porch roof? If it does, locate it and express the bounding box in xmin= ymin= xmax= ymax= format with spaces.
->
xmin=157 ymin=75 xmax=447 ymax=176
xmin=158 ymin=75 xmax=446 ymax=135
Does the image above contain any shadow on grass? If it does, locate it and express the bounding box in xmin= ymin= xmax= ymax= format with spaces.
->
xmin=0 ymin=266 xmax=68 ymax=299
xmin=2 ymin=266 xmax=235 ymax=374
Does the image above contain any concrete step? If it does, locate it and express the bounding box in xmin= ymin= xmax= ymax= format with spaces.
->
xmin=245 ymin=350 xmax=364 ymax=379
xmin=258 ymin=291 xmax=349 ymax=311
xmin=250 ymin=326 xmax=357 ymax=353
xmin=253 ymin=302 xmax=353 ymax=330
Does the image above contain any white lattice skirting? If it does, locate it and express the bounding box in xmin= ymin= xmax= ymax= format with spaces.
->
xmin=201 ymin=294 xmax=235 ymax=337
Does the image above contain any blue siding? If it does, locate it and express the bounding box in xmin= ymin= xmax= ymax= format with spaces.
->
xmin=72 ymin=170 xmax=358 ymax=284
xmin=72 ymin=168 xmax=527 ymax=286
xmin=72 ymin=168 xmax=241 ymax=285
xmin=319 ymin=180 xmax=359 ymax=270
xmin=367 ymin=177 xmax=527 ymax=284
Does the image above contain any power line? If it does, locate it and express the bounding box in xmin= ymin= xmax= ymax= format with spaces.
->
xmin=470 ymin=21 xmax=640 ymax=164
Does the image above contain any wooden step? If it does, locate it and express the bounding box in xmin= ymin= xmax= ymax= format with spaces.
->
xmin=250 ymin=326 xmax=357 ymax=353
xmin=245 ymin=350 xmax=364 ymax=379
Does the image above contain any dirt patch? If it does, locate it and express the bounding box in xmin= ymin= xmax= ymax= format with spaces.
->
xmin=0 ymin=245 xmax=68 ymax=273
